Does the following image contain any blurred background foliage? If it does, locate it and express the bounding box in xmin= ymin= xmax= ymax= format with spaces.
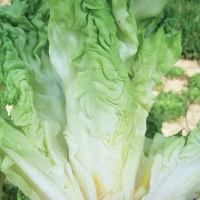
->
xmin=146 ymin=91 xmax=188 ymax=139
xmin=184 ymin=73 xmax=200 ymax=103
xmin=173 ymin=0 xmax=200 ymax=60
xmin=146 ymin=0 xmax=200 ymax=139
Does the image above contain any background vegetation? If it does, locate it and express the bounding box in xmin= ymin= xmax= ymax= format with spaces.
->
xmin=173 ymin=0 xmax=200 ymax=60
xmin=146 ymin=67 xmax=200 ymax=139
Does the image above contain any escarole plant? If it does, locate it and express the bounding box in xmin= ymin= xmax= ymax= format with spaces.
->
xmin=0 ymin=0 xmax=200 ymax=200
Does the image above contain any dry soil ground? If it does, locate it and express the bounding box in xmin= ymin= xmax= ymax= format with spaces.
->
xmin=0 ymin=0 xmax=10 ymax=5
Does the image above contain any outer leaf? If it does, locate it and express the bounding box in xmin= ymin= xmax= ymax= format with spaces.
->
xmin=47 ymin=0 xmax=181 ymax=199
xmin=137 ymin=126 xmax=200 ymax=200
xmin=0 ymin=1 xmax=84 ymax=199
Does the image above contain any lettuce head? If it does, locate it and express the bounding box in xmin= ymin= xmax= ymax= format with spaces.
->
xmin=0 ymin=0 xmax=199 ymax=200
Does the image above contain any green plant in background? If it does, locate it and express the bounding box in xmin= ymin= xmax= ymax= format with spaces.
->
xmin=184 ymin=88 xmax=200 ymax=104
xmin=2 ymin=182 xmax=29 ymax=200
xmin=0 ymin=172 xmax=5 ymax=199
xmin=2 ymin=182 xmax=18 ymax=200
xmin=165 ymin=66 xmax=185 ymax=78
xmin=150 ymin=91 xmax=188 ymax=122
xmin=188 ymin=73 xmax=200 ymax=89
xmin=0 ymin=82 xmax=5 ymax=92
xmin=146 ymin=91 xmax=188 ymax=139
xmin=154 ymin=79 xmax=165 ymax=91
xmin=173 ymin=0 xmax=200 ymax=60
xmin=184 ymin=73 xmax=200 ymax=103
xmin=17 ymin=191 xmax=29 ymax=200
xmin=147 ymin=71 xmax=200 ymax=140
xmin=146 ymin=108 xmax=163 ymax=139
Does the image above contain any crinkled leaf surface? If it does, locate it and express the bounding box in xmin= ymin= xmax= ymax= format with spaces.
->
xmin=1 ymin=0 xmax=198 ymax=200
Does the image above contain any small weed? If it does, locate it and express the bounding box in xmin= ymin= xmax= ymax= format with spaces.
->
xmin=154 ymin=79 xmax=165 ymax=91
xmin=184 ymin=73 xmax=200 ymax=103
xmin=188 ymin=73 xmax=200 ymax=89
xmin=166 ymin=67 xmax=185 ymax=78
xmin=146 ymin=91 xmax=188 ymax=138
xmin=150 ymin=91 xmax=188 ymax=122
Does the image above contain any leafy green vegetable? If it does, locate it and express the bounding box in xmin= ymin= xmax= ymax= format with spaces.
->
xmin=47 ymin=0 xmax=181 ymax=198
xmin=0 ymin=0 xmax=199 ymax=200
xmin=142 ymin=123 xmax=200 ymax=200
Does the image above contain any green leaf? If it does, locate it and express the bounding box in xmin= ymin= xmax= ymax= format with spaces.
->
xmin=142 ymin=126 xmax=200 ymax=200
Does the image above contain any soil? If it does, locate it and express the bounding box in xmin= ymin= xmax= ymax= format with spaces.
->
xmin=0 ymin=0 xmax=10 ymax=5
